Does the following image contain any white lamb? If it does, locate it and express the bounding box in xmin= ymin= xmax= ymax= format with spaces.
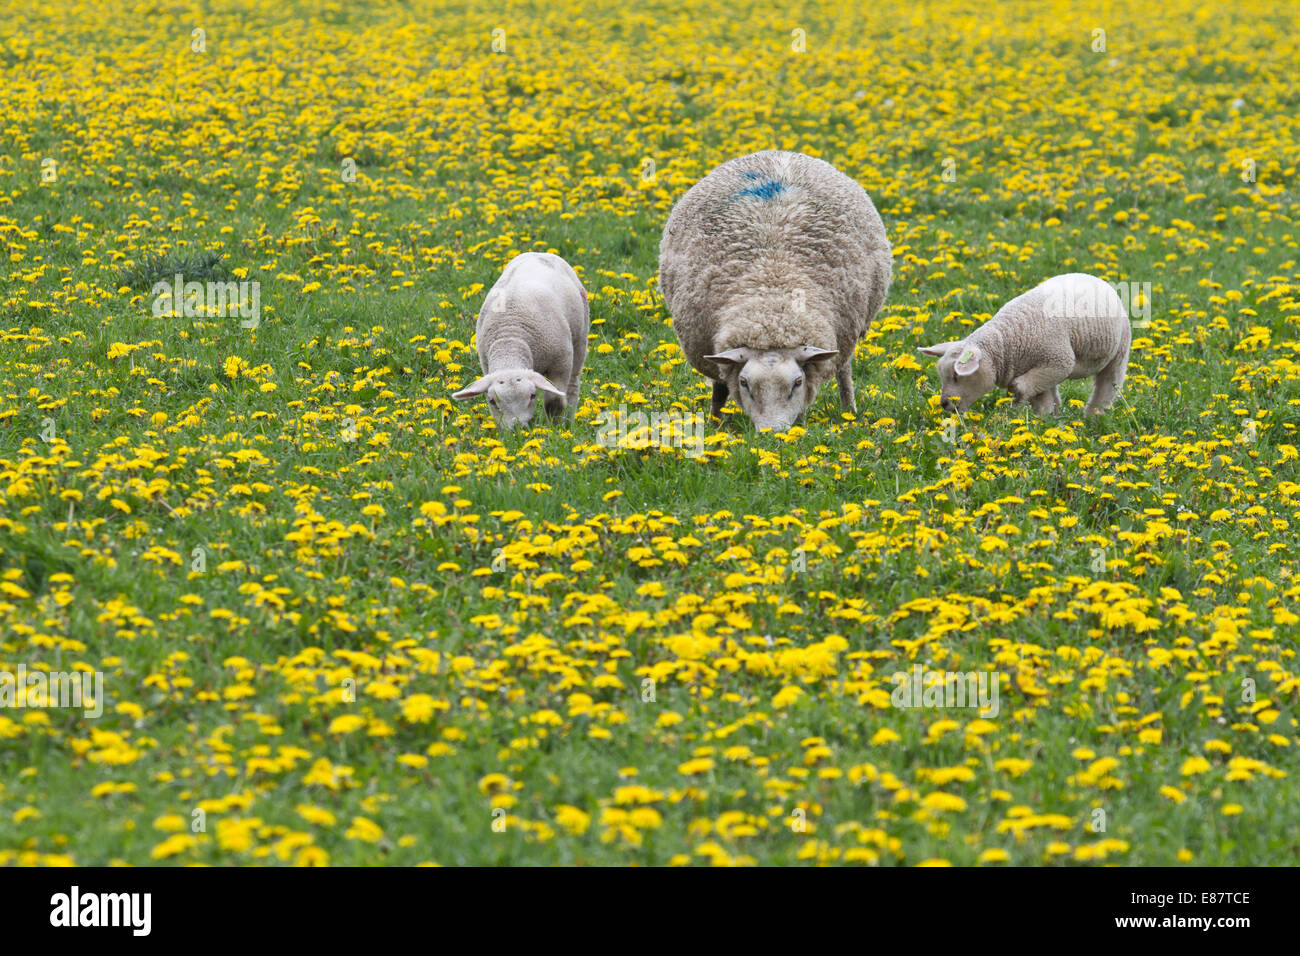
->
xmin=658 ymin=150 xmax=893 ymax=432
xmin=918 ymin=273 xmax=1131 ymax=417
xmin=452 ymin=252 xmax=589 ymax=429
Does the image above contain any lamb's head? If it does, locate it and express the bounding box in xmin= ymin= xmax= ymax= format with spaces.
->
xmin=918 ymin=341 xmax=995 ymax=413
xmin=706 ymin=346 xmax=839 ymax=432
xmin=452 ymin=369 xmax=565 ymax=430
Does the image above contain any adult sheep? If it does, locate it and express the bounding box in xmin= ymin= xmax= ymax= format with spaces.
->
xmin=658 ymin=150 xmax=892 ymax=431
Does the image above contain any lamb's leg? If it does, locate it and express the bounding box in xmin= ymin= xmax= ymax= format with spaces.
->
xmin=1085 ymin=370 xmax=1123 ymax=414
xmin=1030 ymin=386 xmax=1062 ymax=416
xmin=1085 ymin=336 xmax=1130 ymax=415
xmin=836 ymin=361 xmax=857 ymax=412
xmin=564 ymin=377 xmax=581 ymax=418
xmin=710 ymin=380 xmax=729 ymax=419
xmin=1009 ymin=365 xmax=1070 ymax=406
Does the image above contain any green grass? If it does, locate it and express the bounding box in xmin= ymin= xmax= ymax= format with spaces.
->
xmin=1 ymin=0 xmax=1298 ymax=866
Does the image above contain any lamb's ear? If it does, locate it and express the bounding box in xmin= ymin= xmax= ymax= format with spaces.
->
xmin=705 ymin=348 xmax=752 ymax=368
xmin=918 ymin=341 xmax=961 ymax=358
xmin=527 ymin=371 xmax=566 ymax=399
xmin=953 ymin=346 xmax=982 ymax=377
xmin=452 ymin=376 xmax=492 ymax=401
xmin=794 ymin=346 xmax=839 ymax=367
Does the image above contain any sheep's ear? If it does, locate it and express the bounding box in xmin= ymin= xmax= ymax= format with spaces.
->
xmin=527 ymin=371 xmax=566 ymax=399
xmin=918 ymin=341 xmax=961 ymax=358
xmin=953 ymin=346 xmax=981 ymax=377
xmin=452 ymin=376 xmax=492 ymax=401
xmin=794 ymin=346 xmax=838 ymax=367
xmin=705 ymin=348 xmax=752 ymax=368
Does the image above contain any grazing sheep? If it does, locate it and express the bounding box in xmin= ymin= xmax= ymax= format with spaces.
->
xmin=659 ymin=150 xmax=893 ymax=431
xmin=452 ymin=252 xmax=589 ymax=429
xmin=918 ymin=272 xmax=1131 ymax=417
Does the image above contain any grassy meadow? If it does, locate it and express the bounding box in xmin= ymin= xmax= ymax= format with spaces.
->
xmin=1 ymin=0 xmax=1299 ymax=865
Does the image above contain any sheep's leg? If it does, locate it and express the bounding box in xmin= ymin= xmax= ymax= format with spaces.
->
xmin=1009 ymin=365 xmax=1069 ymax=406
xmin=836 ymin=362 xmax=857 ymax=412
xmin=710 ymin=380 xmax=729 ymax=419
xmin=543 ymin=394 xmax=566 ymax=419
xmin=1085 ymin=341 xmax=1130 ymax=415
xmin=1029 ymin=387 xmax=1062 ymax=416
xmin=564 ymin=378 xmax=581 ymax=417
xmin=1085 ymin=367 xmax=1122 ymax=414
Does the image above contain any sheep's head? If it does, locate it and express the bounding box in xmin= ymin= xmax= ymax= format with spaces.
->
xmin=452 ymin=370 xmax=565 ymax=430
xmin=705 ymin=346 xmax=839 ymax=432
xmin=918 ymin=341 xmax=995 ymax=413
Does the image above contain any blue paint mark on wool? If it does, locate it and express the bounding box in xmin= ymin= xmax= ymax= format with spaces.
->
xmin=736 ymin=178 xmax=786 ymax=200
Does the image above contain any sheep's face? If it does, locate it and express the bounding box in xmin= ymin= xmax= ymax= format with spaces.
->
xmin=918 ymin=341 xmax=995 ymax=413
xmin=451 ymin=370 xmax=566 ymax=430
xmin=705 ymin=346 xmax=839 ymax=432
